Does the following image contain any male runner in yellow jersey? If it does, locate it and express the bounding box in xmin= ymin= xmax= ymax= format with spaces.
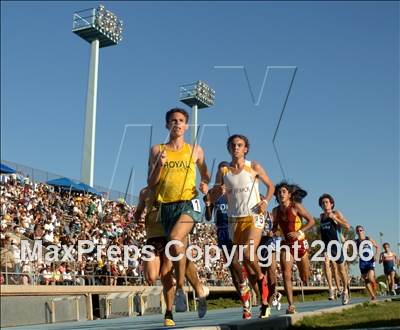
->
xmin=148 ymin=108 xmax=210 ymax=318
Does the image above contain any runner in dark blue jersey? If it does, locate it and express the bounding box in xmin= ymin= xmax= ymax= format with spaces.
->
xmin=318 ymin=193 xmax=350 ymax=304
xmin=355 ymin=225 xmax=379 ymax=300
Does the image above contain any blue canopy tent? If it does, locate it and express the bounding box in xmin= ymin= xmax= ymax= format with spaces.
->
xmin=77 ymin=182 xmax=101 ymax=196
xmin=46 ymin=177 xmax=83 ymax=192
xmin=0 ymin=163 xmax=16 ymax=174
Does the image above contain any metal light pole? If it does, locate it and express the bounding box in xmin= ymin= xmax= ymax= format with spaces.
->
xmin=72 ymin=4 xmax=123 ymax=186
xmin=179 ymin=81 xmax=215 ymax=298
xmin=179 ymin=81 xmax=215 ymax=144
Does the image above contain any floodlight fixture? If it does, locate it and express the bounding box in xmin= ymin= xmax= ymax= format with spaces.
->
xmin=179 ymin=80 xmax=215 ymax=144
xmin=72 ymin=4 xmax=123 ymax=47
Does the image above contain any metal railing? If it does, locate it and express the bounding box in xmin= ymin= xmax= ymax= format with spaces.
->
xmin=1 ymin=160 xmax=138 ymax=205
xmin=0 ymin=270 xmax=145 ymax=286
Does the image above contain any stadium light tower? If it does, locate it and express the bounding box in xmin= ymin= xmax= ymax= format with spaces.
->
xmin=72 ymin=4 xmax=123 ymax=186
xmin=179 ymin=81 xmax=215 ymax=144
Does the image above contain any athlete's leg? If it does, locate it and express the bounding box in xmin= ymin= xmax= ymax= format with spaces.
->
xmin=230 ymin=249 xmax=247 ymax=284
xmin=229 ymin=264 xmax=241 ymax=294
xmin=240 ymin=226 xmax=269 ymax=306
xmin=336 ymin=259 xmax=349 ymax=304
xmin=229 ymin=237 xmax=253 ymax=318
xmin=246 ymin=268 xmax=260 ymax=306
xmin=240 ymin=227 xmax=263 ymax=280
xmin=324 ymin=253 xmax=334 ymax=291
xmin=337 ymin=262 xmax=349 ymax=293
xmin=280 ymin=248 xmax=295 ymax=308
xmin=296 ymin=252 xmax=310 ymax=285
xmin=220 ymin=241 xmax=241 ymax=293
xmin=185 ymin=259 xmax=208 ymax=297
xmin=266 ymin=252 xmax=277 ymax=305
xmin=228 ymin=220 xmax=247 ymax=285
xmin=160 ymin=254 xmax=175 ymax=325
xmin=364 ymin=269 xmax=376 ymax=299
xmin=168 ymin=214 xmax=194 ymax=290
xmin=144 ymin=256 xmax=161 ymax=285
xmin=385 ymin=273 xmax=390 ymax=293
xmin=331 ymin=261 xmax=342 ymax=293
xmin=389 ymin=271 xmax=396 ymax=292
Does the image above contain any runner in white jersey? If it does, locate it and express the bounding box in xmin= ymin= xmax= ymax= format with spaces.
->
xmin=212 ymin=134 xmax=274 ymax=319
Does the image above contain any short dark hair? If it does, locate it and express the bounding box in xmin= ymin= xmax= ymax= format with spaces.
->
xmin=318 ymin=193 xmax=335 ymax=209
xmin=383 ymin=242 xmax=390 ymax=248
xmin=227 ymin=134 xmax=250 ymax=155
xmin=165 ymin=108 xmax=189 ymax=124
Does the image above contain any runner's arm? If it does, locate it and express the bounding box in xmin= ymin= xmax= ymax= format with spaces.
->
xmin=369 ymin=238 xmax=380 ymax=261
xmin=294 ymin=202 xmax=315 ymax=233
xmin=332 ymin=210 xmax=350 ymax=230
xmin=147 ymin=145 xmax=165 ymax=188
xmin=195 ymin=145 xmax=210 ymax=194
xmin=378 ymin=252 xmax=384 ymax=264
xmin=203 ymin=194 xmax=214 ymax=221
xmin=251 ymin=161 xmax=275 ymax=204
xmin=209 ymin=169 xmax=225 ymax=203
xmin=134 ymin=187 xmax=147 ymax=222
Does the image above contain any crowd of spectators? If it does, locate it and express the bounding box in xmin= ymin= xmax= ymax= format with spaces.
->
xmin=0 ymin=172 xmax=364 ymax=288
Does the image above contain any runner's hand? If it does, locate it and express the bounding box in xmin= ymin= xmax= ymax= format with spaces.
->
xmin=212 ymin=184 xmax=225 ymax=200
xmin=199 ymin=181 xmax=208 ymax=194
xmin=250 ymin=200 xmax=267 ymax=214
xmin=157 ymin=150 xmax=167 ymax=167
xmin=287 ymin=231 xmax=300 ymax=240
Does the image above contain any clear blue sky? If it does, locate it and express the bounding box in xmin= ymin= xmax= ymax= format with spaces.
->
xmin=1 ymin=1 xmax=398 ymax=273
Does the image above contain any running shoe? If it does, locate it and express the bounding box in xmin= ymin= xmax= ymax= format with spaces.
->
xmin=274 ymin=292 xmax=282 ymax=311
xmin=197 ymin=285 xmax=209 ymax=318
xmin=164 ymin=318 xmax=175 ymax=327
xmin=259 ymin=304 xmax=271 ymax=319
xmin=175 ymin=288 xmax=187 ymax=312
xmin=328 ymin=288 xmax=335 ymax=300
xmin=242 ymin=306 xmax=252 ymax=320
xmin=342 ymin=291 xmax=349 ymax=305
xmin=286 ymin=305 xmax=296 ymax=314
xmin=164 ymin=311 xmax=175 ymax=327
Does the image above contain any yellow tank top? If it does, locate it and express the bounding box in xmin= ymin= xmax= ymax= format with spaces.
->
xmin=156 ymin=143 xmax=197 ymax=203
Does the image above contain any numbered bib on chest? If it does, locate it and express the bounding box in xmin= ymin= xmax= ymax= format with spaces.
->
xmin=191 ymin=199 xmax=201 ymax=213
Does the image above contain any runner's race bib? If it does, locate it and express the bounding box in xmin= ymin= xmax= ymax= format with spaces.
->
xmin=254 ymin=214 xmax=265 ymax=229
xmin=191 ymin=199 xmax=201 ymax=213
